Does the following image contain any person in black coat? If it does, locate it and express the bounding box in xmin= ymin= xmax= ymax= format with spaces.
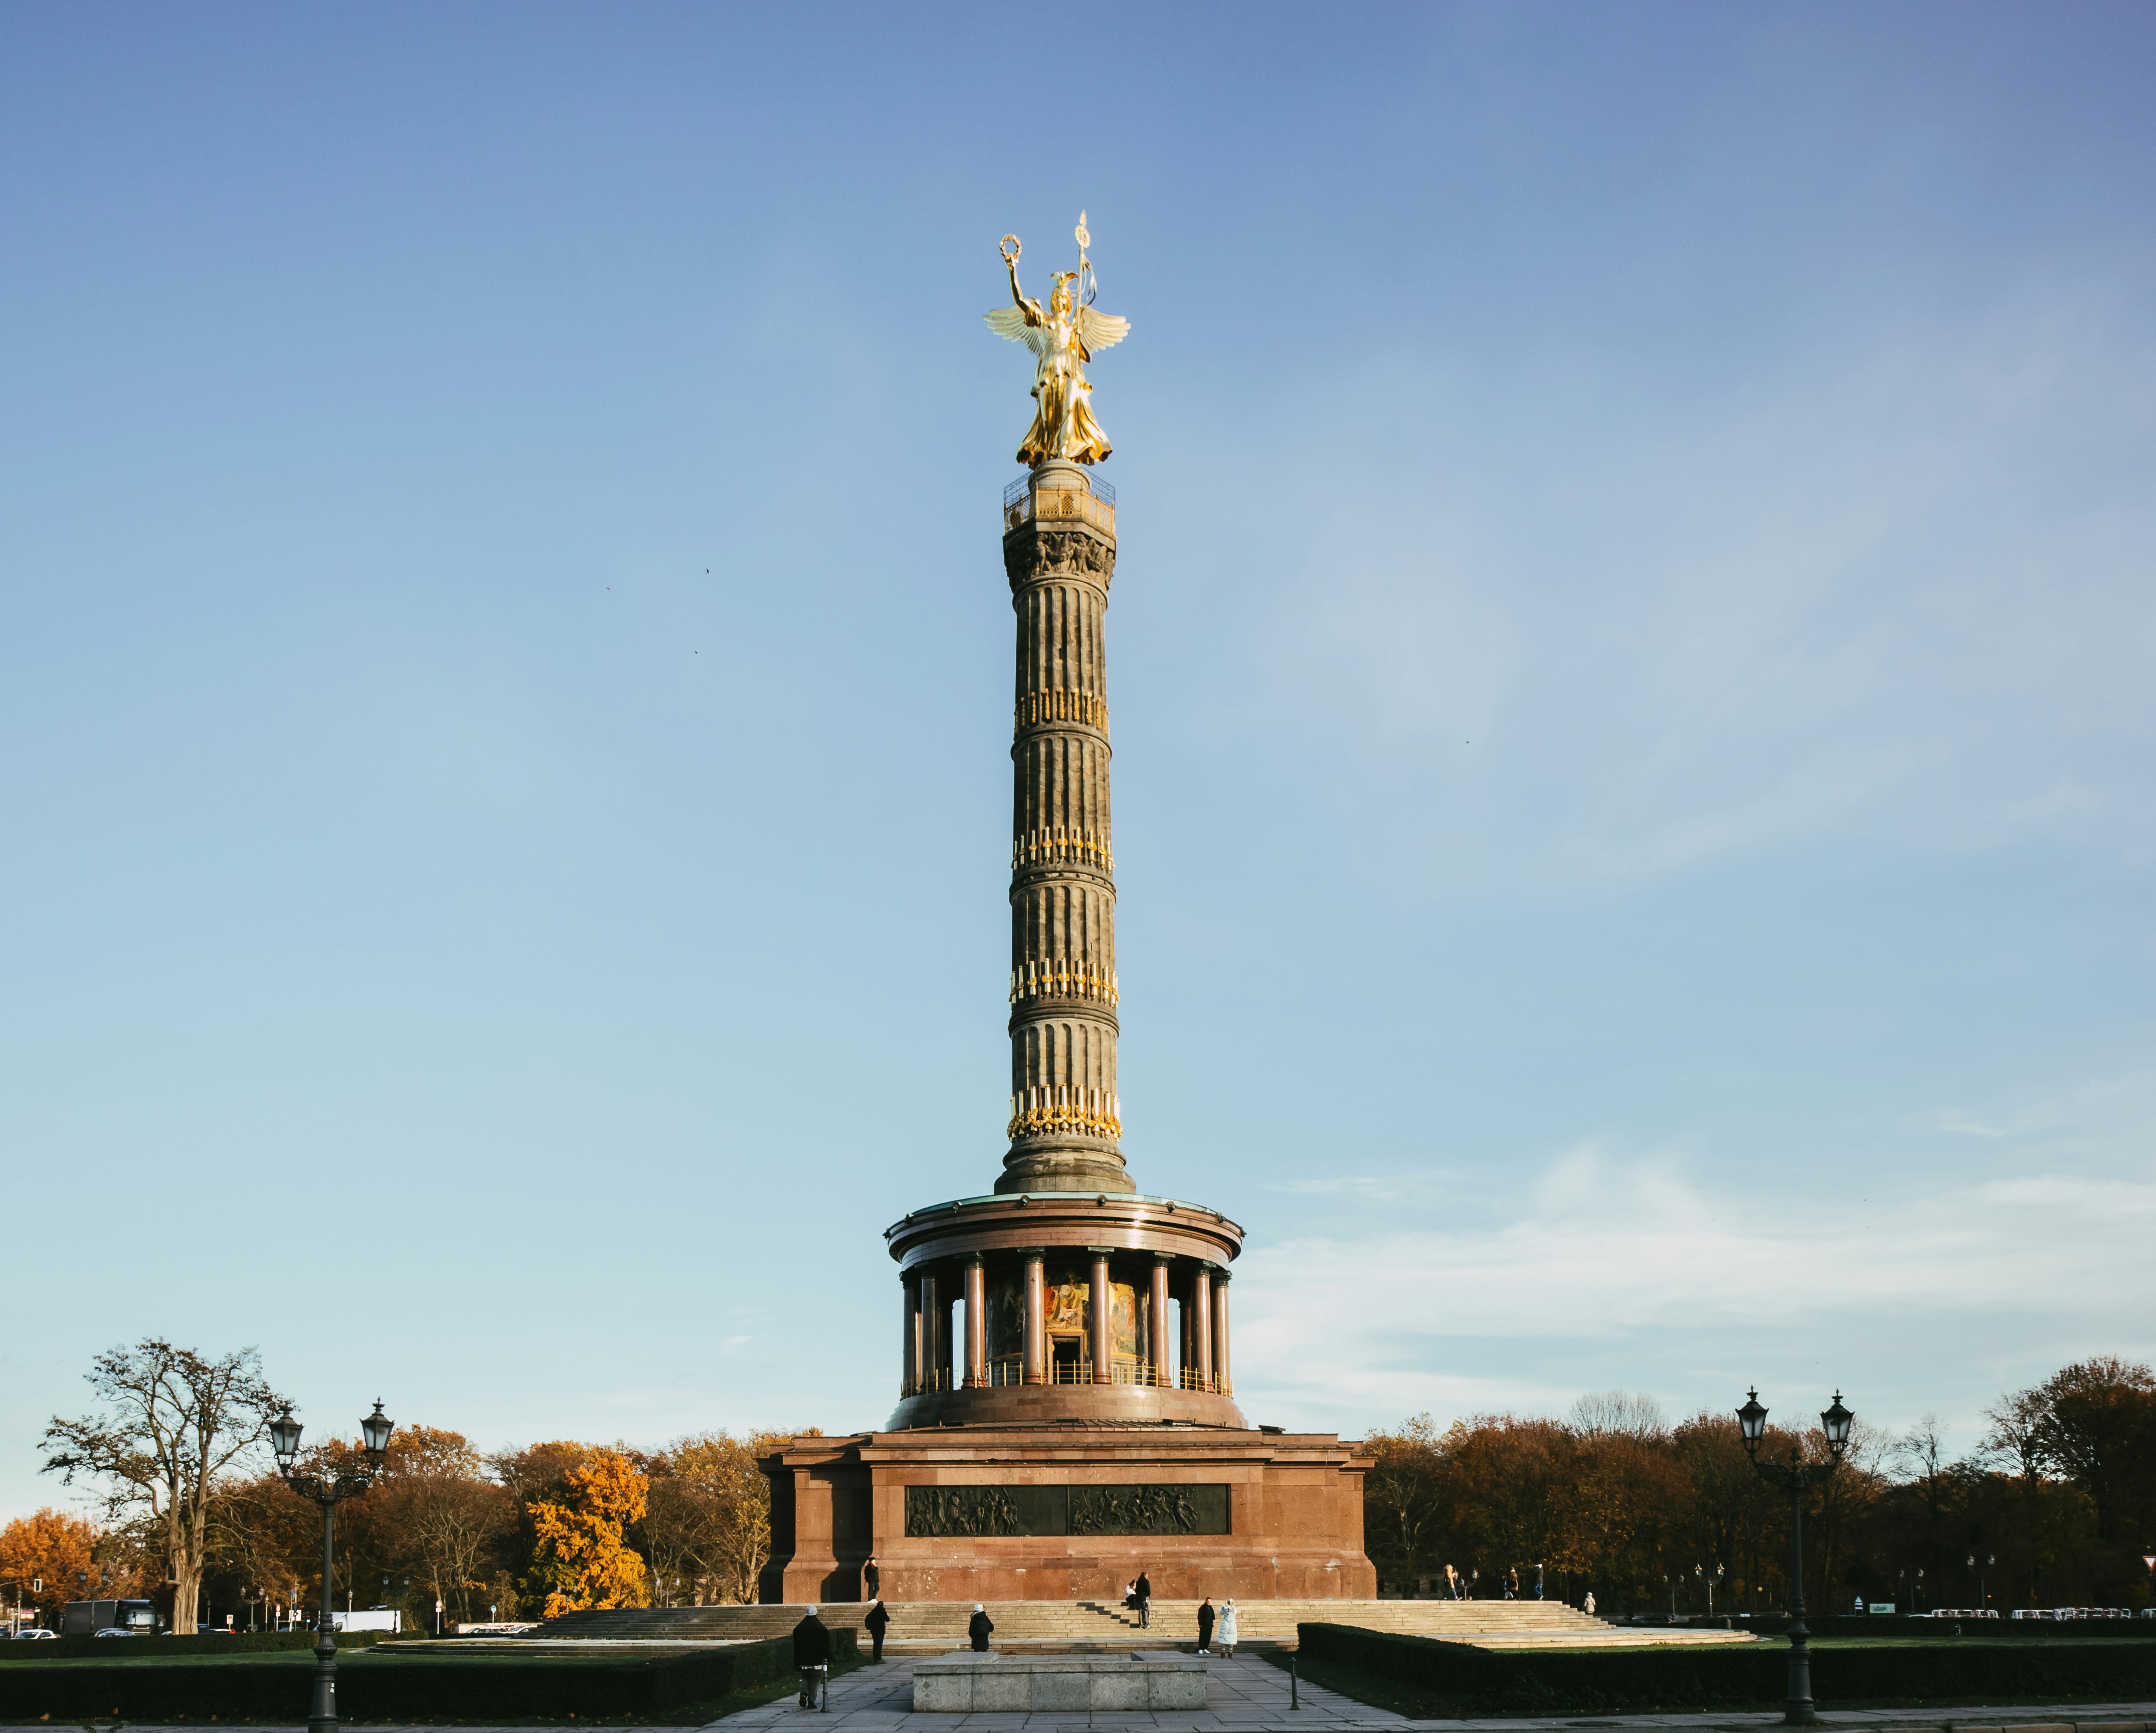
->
xmin=968 ymin=1603 xmax=994 ymax=1652
xmin=792 ymin=1605 xmax=831 ymax=1706
xmin=1196 ymin=1597 xmax=1215 ymax=1654
xmin=863 ymin=1598 xmax=890 ymax=1663
xmin=1134 ymin=1571 xmax=1152 ymax=1630
xmin=863 ymin=1555 xmax=880 ymax=1600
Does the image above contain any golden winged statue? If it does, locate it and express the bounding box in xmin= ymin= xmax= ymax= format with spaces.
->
xmin=985 ymin=214 xmax=1130 ymax=466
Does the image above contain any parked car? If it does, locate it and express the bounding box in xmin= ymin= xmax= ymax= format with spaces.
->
xmin=93 ymin=1628 xmax=135 ymax=1638
xmin=12 ymin=1629 xmax=59 ymax=1640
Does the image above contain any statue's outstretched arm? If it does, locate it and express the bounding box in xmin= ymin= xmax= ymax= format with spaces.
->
xmin=1006 ymin=253 xmax=1041 ymax=324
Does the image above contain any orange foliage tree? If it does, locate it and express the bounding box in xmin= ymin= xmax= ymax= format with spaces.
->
xmin=510 ymin=1444 xmax=650 ymax=1619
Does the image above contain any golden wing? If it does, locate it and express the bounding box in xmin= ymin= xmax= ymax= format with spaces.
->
xmin=1075 ymin=306 xmax=1130 ymax=354
xmin=985 ymin=305 xmax=1048 ymax=356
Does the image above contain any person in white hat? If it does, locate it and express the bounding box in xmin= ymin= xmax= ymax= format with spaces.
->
xmin=792 ymin=1604 xmax=831 ymax=1707
xmin=968 ymin=1603 xmax=995 ymax=1651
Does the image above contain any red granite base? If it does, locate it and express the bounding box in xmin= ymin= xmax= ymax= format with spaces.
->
xmin=758 ymin=1424 xmax=1375 ymax=1605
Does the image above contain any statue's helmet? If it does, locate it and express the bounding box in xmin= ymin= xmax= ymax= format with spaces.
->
xmin=1049 ymin=273 xmax=1077 ymax=311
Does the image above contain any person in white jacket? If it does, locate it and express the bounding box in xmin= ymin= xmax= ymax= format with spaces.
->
xmin=1215 ymin=1599 xmax=1238 ymax=1658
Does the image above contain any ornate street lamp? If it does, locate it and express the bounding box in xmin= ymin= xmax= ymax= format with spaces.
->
xmin=1739 ymin=1387 xmax=1852 ymax=1726
xmin=274 ymin=1400 xmax=394 ymax=1733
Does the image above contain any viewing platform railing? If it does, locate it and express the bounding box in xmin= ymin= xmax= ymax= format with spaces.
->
xmin=1003 ymin=469 xmax=1116 ymax=536
xmin=906 ymin=1359 xmax=1230 ymax=1397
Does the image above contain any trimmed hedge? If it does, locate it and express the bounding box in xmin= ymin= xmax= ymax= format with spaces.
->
xmin=0 ymin=1630 xmax=857 ymax=1722
xmin=1297 ymin=1625 xmax=2156 ymax=1714
xmin=1734 ymin=1614 xmax=2155 ymax=1641
xmin=1 ymin=1631 xmax=382 ymax=1661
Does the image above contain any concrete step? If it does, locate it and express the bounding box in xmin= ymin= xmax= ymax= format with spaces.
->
xmin=526 ymin=1600 xmax=1755 ymax=1652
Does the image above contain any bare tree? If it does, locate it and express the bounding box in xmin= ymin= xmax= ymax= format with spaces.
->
xmin=42 ymin=1340 xmax=285 ymax=1634
xmin=1570 ymin=1391 xmax=1669 ymax=1441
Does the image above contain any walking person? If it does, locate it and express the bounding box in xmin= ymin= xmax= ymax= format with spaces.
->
xmin=968 ymin=1603 xmax=995 ymax=1652
xmin=863 ymin=1598 xmax=889 ymax=1663
xmin=1584 ymin=1590 xmax=1597 ymax=1617
xmin=1216 ymin=1598 xmax=1238 ymax=1659
xmin=1134 ymin=1569 xmax=1152 ymax=1630
xmin=862 ymin=1555 xmax=879 ymax=1601
xmin=791 ymin=1604 xmax=831 ymax=1709
xmin=1196 ymin=1596 xmax=1215 ymax=1655
xmin=1445 ymin=1564 xmax=1460 ymax=1601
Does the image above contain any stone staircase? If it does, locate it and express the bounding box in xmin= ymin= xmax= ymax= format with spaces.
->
xmin=528 ymin=1599 xmax=1752 ymax=1651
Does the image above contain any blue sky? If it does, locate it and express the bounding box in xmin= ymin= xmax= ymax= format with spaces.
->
xmin=4 ymin=4 xmax=2152 ymax=1516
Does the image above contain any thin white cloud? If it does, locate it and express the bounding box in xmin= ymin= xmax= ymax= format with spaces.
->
xmin=1231 ymin=1145 xmax=2156 ymax=1424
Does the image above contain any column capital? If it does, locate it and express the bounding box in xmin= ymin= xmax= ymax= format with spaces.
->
xmin=964 ymin=1250 xmax=985 ymax=1267
xmin=1086 ymin=1246 xmax=1118 ymax=1260
xmin=1017 ymin=1245 xmax=1047 ymax=1262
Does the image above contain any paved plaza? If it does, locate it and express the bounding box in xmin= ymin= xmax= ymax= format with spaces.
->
xmin=720 ymin=1657 xmax=2156 ymax=1730
xmin=4 ymin=1660 xmax=2150 ymax=1732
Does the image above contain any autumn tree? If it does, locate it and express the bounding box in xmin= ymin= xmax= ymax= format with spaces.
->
xmin=639 ymin=1432 xmax=794 ymax=1606
xmin=363 ymin=1428 xmax=515 ymax=1628
xmin=42 ymin=1340 xmax=286 ymax=1634
xmin=1360 ymin=1415 xmax=1448 ymax=1595
xmin=0 ymin=1509 xmax=143 ymax=1621
xmin=504 ymin=1443 xmax=650 ymax=1619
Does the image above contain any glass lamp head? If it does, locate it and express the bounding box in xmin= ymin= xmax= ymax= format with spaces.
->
xmin=1821 ymin=1391 xmax=1854 ymax=1457
xmin=1737 ymin=1388 xmax=1768 ymax=1453
xmin=360 ymin=1400 xmax=394 ymax=1458
xmin=270 ymin=1412 xmax=303 ymax=1468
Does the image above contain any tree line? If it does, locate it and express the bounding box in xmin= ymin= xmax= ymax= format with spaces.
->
xmin=1362 ymin=1358 xmax=2156 ymax=1616
xmin=4 ymin=1339 xmax=805 ymax=1633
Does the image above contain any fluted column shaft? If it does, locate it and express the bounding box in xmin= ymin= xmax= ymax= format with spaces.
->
xmin=963 ymin=1256 xmax=987 ymax=1388
xmin=1191 ymin=1264 xmax=1215 ymax=1392
xmin=1001 ymin=463 xmax=1130 ymax=1194
xmin=903 ymin=1275 xmax=922 ymax=1397
xmin=1212 ymin=1268 xmax=1232 ymax=1396
xmin=1022 ymin=1249 xmax=1046 ymax=1385
xmin=1150 ymin=1256 xmax=1172 ymax=1389
xmin=1089 ymin=1249 xmax=1113 ymax=1384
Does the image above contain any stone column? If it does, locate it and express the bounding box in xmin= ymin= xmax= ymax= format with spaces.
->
xmin=1211 ymin=1266 xmax=1231 ymax=1397
xmin=1088 ymin=1248 xmax=1113 ymax=1383
xmin=924 ymin=1270 xmax=948 ymax=1392
xmin=1149 ymin=1256 xmax=1172 ymax=1388
xmin=1179 ymin=1282 xmax=1194 ymax=1389
xmin=903 ymin=1275 xmax=922 ymax=1397
xmin=1001 ymin=461 xmax=1131 ymax=1196
xmin=963 ymin=1255 xmax=987 ymax=1388
xmin=1191 ymin=1262 xmax=1215 ymax=1393
xmin=1022 ymin=1249 xmax=1046 ymax=1385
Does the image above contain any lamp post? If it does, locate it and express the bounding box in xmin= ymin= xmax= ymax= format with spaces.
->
xmin=272 ymin=1400 xmax=395 ymax=1733
xmin=1739 ymin=1387 xmax=1853 ymax=1726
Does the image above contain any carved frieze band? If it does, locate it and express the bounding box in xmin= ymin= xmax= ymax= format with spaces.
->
xmin=1006 ymin=529 xmax=1116 ymax=588
xmin=904 ymin=1482 xmax=1230 ymax=1538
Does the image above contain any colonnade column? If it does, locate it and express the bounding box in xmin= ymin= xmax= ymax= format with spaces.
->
xmin=1190 ymin=1263 xmax=1215 ymax=1393
xmin=1149 ymin=1256 xmax=1171 ymax=1389
xmin=1088 ymin=1249 xmax=1113 ymax=1384
xmin=964 ymin=1255 xmax=987 ymax=1389
xmin=1022 ymin=1249 xmax=1046 ymax=1385
xmin=903 ymin=1275 xmax=923 ymax=1397
xmin=920 ymin=1270 xmax=943 ymax=1392
xmin=1211 ymin=1266 xmax=1231 ymax=1397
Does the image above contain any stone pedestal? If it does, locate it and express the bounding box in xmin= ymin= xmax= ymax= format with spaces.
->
xmin=759 ymin=1424 xmax=1375 ymax=1605
xmin=913 ymin=1652 xmax=1207 ymax=1712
